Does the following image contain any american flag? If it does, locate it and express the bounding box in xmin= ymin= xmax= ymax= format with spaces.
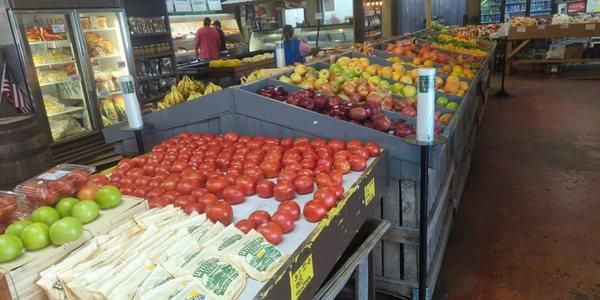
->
xmin=2 ymin=62 xmax=33 ymax=114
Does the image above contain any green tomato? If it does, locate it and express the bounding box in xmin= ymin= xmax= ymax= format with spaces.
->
xmin=5 ymin=220 xmax=32 ymax=237
xmin=71 ymin=200 xmax=100 ymax=224
xmin=446 ymin=102 xmax=459 ymax=111
xmin=95 ymin=185 xmax=122 ymax=209
xmin=49 ymin=217 xmax=84 ymax=245
xmin=0 ymin=234 xmax=23 ymax=262
xmin=56 ymin=197 xmax=79 ymax=218
xmin=436 ymin=97 xmax=449 ymax=106
xmin=20 ymin=223 xmax=50 ymax=250
xmin=30 ymin=206 xmax=60 ymax=226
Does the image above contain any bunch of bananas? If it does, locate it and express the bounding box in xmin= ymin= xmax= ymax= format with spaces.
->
xmin=202 ymin=82 xmax=222 ymax=95
xmin=176 ymin=75 xmax=204 ymax=98
xmin=156 ymin=77 xmax=222 ymax=110
xmin=241 ymin=69 xmax=270 ymax=84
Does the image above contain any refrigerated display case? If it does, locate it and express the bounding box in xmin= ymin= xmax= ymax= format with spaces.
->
xmin=529 ymin=0 xmax=553 ymax=16
xmin=480 ymin=0 xmax=504 ymax=23
xmin=249 ymin=24 xmax=355 ymax=52
xmin=505 ymin=0 xmax=528 ymax=17
xmin=170 ymin=13 xmax=245 ymax=63
xmin=10 ymin=9 xmax=135 ymax=142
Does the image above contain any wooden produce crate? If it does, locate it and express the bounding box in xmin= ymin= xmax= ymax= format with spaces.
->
xmin=0 ymin=196 xmax=148 ymax=300
xmin=209 ymin=58 xmax=276 ymax=83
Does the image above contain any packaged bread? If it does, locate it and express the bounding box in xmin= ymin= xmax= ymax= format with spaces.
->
xmin=227 ymin=230 xmax=287 ymax=281
xmin=205 ymin=225 xmax=245 ymax=254
xmin=80 ymin=17 xmax=92 ymax=29
xmin=181 ymin=249 xmax=246 ymax=300
xmin=95 ymin=16 xmax=108 ymax=28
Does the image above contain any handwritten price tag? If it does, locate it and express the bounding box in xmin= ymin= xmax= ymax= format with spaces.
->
xmin=290 ymin=254 xmax=314 ymax=300
xmin=364 ymin=178 xmax=376 ymax=206
xmin=517 ymin=26 xmax=526 ymax=33
xmin=585 ymin=24 xmax=596 ymax=30
xmin=537 ymin=25 xmax=546 ymax=30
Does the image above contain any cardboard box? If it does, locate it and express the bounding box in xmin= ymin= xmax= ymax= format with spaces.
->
xmin=565 ymin=43 xmax=583 ymax=58
xmin=0 ymin=196 xmax=148 ymax=300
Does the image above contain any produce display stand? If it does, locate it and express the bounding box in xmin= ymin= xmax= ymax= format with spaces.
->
xmin=0 ymin=197 xmax=148 ymax=300
xmin=503 ymin=23 xmax=600 ymax=75
xmin=102 ymin=89 xmax=389 ymax=299
xmin=102 ymin=31 xmax=495 ymax=297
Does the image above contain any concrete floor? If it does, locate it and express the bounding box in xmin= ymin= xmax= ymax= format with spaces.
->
xmin=434 ymin=73 xmax=600 ymax=299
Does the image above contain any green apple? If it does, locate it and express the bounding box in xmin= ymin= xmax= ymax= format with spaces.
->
xmin=367 ymin=76 xmax=381 ymax=84
xmin=49 ymin=217 xmax=84 ymax=245
xmin=436 ymin=96 xmax=449 ymax=106
xmin=0 ymin=234 xmax=23 ymax=262
xmin=56 ymin=197 xmax=79 ymax=218
xmin=379 ymin=80 xmax=391 ymax=90
xmin=402 ymin=85 xmax=417 ymax=98
xmin=391 ymin=82 xmax=405 ymax=94
xmin=30 ymin=206 xmax=60 ymax=226
xmin=71 ymin=200 xmax=100 ymax=224
xmin=5 ymin=220 xmax=32 ymax=237
xmin=446 ymin=102 xmax=459 ymax=111
xmin=329 ymin=64 xmax=342 ymax=73
xmin=20 ymin=223 xmax=50 ymax=250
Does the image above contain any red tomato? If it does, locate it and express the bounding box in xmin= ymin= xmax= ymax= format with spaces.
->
xmin=205 ymin=176 xmax=231 ymax=198
xmin=256 ymin=179 xmax=275 ymax=198
xmin=177 ymin=179 xmax=201 ymax=195
xmin=154 ymin=171 xmax=169 ymax=181
xmin=142 ymin=163 xmax=158 ymax=176
xmin=346 ymin=139 xmax=362 ymax=151
xmin=352 ymin=147 xmax=369 ymax=160
xmin=315 ymin=173 xmax=334 ymax=188
xmin=303 ymin=199 xmax=328 ymax=222
xmin=331 ymin=184 xmax=345 ymax=199
xmin=283 ymin=162 xmax=303 ymax=173
xmin=89 ymin=174 xmax=109 ymax=186
xmin=206 ymin=202 xmax=233 ymax=226
xmin=260 ymin=160 xmax=281 ymax=178
xmin=191 ymin=188 xmax=209 ymax=200
xmin=249 ymin=210 xmax=271 ymax=225
xmin=314 ymin=165 xmax=331 ymax=175
xmin=224 ymin=131 xmax=239 ymax=142
xmin=243 ymin=165 xmax=264 ymax=180
xmin=271 ymin=211 xmax=295 ymax=233
xmin=133 ymin=155 xmax=148 ymax=167
xmin=170 ymin=160 xmax=188 ymax=173
xmin=293 ymin=176 xmax=314 ymax=195
xmin=277 ymin=200 xmax=301 ymax=221
xmin=117 ymin=158 xmax=135 ymax=170
xmin=168 ymin=173 xmax=182 ymax=181
xmin=280 ymin=137 xmax=294 ymax=149
xmin=277 ymin=170 xmax=298 ymax=183
xmin=273 ymin=182 xmax=295 ymax=201
xmin=174 ymin=195 xmax=196 ymax=208
xmin=328 ymin=140 xmax=346 ymax=152
xmin=235 ymin=219 xmax=256 ymax=234
xmin=333 ymin=159 xmax=351 ymax=174
xmin=294 ymin=137 xmax=310 ymax=145
xmin=183 ymin=202 xmax=206 ymax=215
xmin=148 ymin=179 xmax=162 ymax=189
xmin=66 ymin=170 xmax=89 ymax=187
xmin=364 ymin=141 xmax=381 ymax=157
xmin=147 ymin=188 xmax=166 ymax=200
xmin=149 ymin=197 xmax=170 ymax=208
xmin=120 ymin=184 xmax=135 ymax=196
xmin=134 ymin=176 xmax=151 ymax=187
xmin=120 ymin=176 xmax=136 ymax=186
xmin=225 ymin=173 xmax=238 ymax=185
xmin=329 ymin=170 xmax=344 ymax=185
xmin=133 ymin=186 xmax=150 ymax=198
xmin=315 ymin=146 xmax=333 ymax=158
xmin=256 ymin=222 xmax=283 ymax=245
xmin=50 ymin=179 xmax=76 ymax=197
xmin=162 ymin=191 xmax=181 ymax=202
xmin=333 ymin=150 xmax=351 ymax=161
xmin=297 ymin=169 xmax=314 ymax=178
xmin=198 ymin=193 xmax=219 ymax=207
xmin=109 ymin=174 xmax=122 ymax=184
xmin=265 ymin=136 xmax=280 ymax=145
xmin=235 ymin=175 xmax=257 ymax=196
xmin=126 ymin=168 xmax=144 ymax=178
xmin=222 ymin=185 xmax=246 ymax=205
xmin=348 ymin=155 xmax=367 ymax=172
xmin=161 ymin=178 xmax=179 ymax=191
xmin=314 ymin=188 xmax=337 ymax=209
xmin=300 ymin=159 xmax=316 ymax=170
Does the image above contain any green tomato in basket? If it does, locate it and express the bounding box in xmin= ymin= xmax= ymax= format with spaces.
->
xmin=49 ymin=217 xmax=83 ymax=245
xmin=95 ymin=185 xmax=122 ymax=209
xmin=71 ymin=200 xmax=100 ymax=224
xmin=0 ymin=234 xmax=23 ymax=262
xmin=56 ymin=197 xmax=80 ymax=218
xmin=29 ymin=206 xmax=60 ymax=226
xmin=20 ymin=222 xmax=50 ymax=250
xmin=5 ymin=220 xmax=32 ymax=237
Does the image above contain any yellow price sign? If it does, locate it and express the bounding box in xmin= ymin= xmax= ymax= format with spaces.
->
xmin=364 ymin=178 xmax=375 ymax=205
xmin=290 ymin=254 xmax=314 ymax=300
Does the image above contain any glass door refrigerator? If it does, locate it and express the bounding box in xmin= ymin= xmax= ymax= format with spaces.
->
xmin=529 ymin=0 xmax=553 ymax=16
xmin=9 ymin=9 xmax=135 ymax=143
xmin=505 ymin=0 xmax=528 ymax=18
xmin=480 ymin=0 xmax=504 ymax=24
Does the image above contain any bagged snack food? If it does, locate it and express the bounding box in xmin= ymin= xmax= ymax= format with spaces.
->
xmin=205 ymin=225 xmax=245 ymax=254
xmin=227 ymin=230 xmax=288 ymax=281
xmin=182 ymin=249 xmax=246 ymax=300
xmin=140 ymin=276 xmax=198 ymax=300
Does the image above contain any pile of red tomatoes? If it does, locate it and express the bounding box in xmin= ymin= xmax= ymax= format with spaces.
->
xmin=92 ymin=131 xmax=381 ymax=244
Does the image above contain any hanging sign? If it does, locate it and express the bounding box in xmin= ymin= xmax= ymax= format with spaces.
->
xmin=166 ymin=0 xmax=174 ymax=13
xmin=191 ymin=0 xmax=207 ymax=12
xmin=174 ymin=0 xmax=192 ymax=13
xmin=207 ymin=0 xmax=222 ymax=11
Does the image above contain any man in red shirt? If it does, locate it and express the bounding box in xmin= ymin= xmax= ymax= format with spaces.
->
xmin=195 ymin=17 xmax=221 ymax=60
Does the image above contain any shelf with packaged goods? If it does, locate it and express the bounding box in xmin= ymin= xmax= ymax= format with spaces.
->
xmin=90 ymin=53 xmax=121 ymax=60
xmin=34 ymin=60 xmax=76 ymax=67
xmin=130 ymin=31 xmax=170 ymax=38
xmin=134 ymin=52 xmax=173 ymax=60
xmin=28 ymin=39 xmax=70 ymax=45
xmin=47 ymin=106 xmax=86 ymax=118
xmin=83 ymin=27 xmax=115 ymax=32
xmin=141 ymin=91 xmax=169 ymax=104
xmin=39 ymin=79 xmax=76 ymax=87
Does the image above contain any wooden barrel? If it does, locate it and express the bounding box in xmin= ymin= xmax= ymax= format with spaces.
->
xmin=0 ymin=116 xmax=54 ymax=189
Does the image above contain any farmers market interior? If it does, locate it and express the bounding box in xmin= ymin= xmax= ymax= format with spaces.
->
xmin=0 ymin=0 xmax=598 ymax=299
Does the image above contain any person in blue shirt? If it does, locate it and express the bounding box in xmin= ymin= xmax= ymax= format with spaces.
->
xmin=282 ymin=25 xmax=305 ymax=65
